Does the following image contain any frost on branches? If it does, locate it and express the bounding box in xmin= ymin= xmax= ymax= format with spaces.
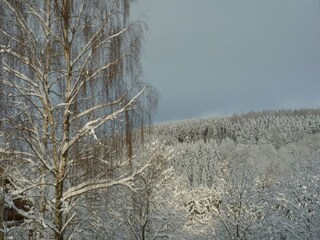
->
xmin=155 ymin=116 xmax=320 ymax=240
xmin=0 ymin=0 xmax=160 ymax=239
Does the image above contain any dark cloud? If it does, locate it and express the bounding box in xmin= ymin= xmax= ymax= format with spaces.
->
xmin=133 ymin=0 xmax=320 ymax=122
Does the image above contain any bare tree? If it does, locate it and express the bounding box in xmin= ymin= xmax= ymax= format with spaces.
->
xmin=0 ymin=0 xmax=158 ymax=239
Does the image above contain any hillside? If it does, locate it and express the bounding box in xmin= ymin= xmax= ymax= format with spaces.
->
xmin=2 ymin=109 xmax=320 ymax=239
xmin=154 ymin=108 xmax=320 ymax=146
xmin=145 ymin=109 xmax=320 ymax=239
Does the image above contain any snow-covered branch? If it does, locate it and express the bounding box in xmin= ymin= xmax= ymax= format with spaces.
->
xmin=60 ymin=87 xmax=146 ymax=156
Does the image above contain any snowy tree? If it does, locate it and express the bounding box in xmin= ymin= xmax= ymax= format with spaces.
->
xmin=150 ymin=110 xmax=320 ymax=239
xmin=0 ymin=0 xmax=160 ymax=239
xmin=267 ymin=140 xmax=320 ymax=240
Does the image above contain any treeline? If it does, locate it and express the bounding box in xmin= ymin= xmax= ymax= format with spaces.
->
xmin=154 ymin=108 xmax=320 ymax=147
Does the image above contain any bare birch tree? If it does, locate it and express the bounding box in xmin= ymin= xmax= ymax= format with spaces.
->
xmin=0 ymin=0 xmax=158 ymax=239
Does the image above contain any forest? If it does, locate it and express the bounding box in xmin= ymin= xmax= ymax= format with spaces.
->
xmin=2 ymin=103 xmax=320 ymax=239
xmin=0 ymin=0 xmax=319 ymax=239
xmin=150 ymin=109 xmax=320 ymax=239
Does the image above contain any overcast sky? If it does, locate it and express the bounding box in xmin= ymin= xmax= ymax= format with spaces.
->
xmin=133 ymin=0 xmax=320 ymax=123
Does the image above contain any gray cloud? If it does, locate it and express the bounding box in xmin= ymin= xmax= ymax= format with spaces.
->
xmin=133 ymin=0 xmax=320 ymax=122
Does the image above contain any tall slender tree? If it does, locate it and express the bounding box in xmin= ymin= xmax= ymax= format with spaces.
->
xmin=0 ymin=0 xmax=158 ymax=239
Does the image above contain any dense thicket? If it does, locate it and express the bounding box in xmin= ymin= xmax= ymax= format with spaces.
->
xmin=150 ymin=109 xmax=320 ymax=239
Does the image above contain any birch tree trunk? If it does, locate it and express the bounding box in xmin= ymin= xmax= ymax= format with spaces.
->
xmin=0 ymin=176 xmax=4 ymax=240
xmin=0 ymin=0 xmax=158 ymax=239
